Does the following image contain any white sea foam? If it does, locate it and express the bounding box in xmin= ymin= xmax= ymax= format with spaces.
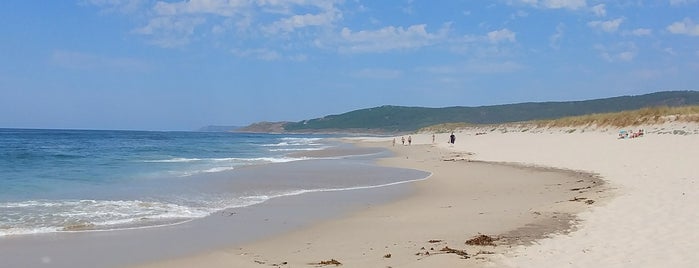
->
xmin=146 ymin=156 xmax=309 ymax=165
xmin=174 ymin=156 xmax=312 ymax=177
xmin=267 ymin=146 xmax=329 ymax=152
xmin=206 ymin=157 xmax=308 ymax=163
xmin=262 ymin=137 xmax=324 ymax=147
xmin=201 ymin=166 xmax=236 ymax=173
xmin=0 ymin=199 xmax=214 ymax=237
xmin=280 ymin=137 xmax=323 ymax=142
xmin=144 ymin=158 xmax=203 ymax=163
xmin=0 ymin=172 xmax=431 ymax=237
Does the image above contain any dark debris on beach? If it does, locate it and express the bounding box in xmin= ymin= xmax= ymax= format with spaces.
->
xmin=465 ymin=234 xmax=498 ymax=246
xmin=441 ymin=246 xmax=470 ymax=259
xmin=314 ymin=259 xmax=342 ymax=266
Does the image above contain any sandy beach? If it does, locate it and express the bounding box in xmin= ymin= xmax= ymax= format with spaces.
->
xmin=132 ymin=122 xmax=699 ymax=268
xmin=3 ymin=123 xmax=695 ymax=268
xmin=135 ymin=126 xmax=685 ymax=267
xmin=444 ymin=123 xmax=699 ymax=267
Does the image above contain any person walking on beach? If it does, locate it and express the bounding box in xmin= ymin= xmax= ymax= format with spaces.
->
xmin=392 ymin=138 xmax=396 ymax=147
xmin=408 ymin=136 xmax=412 ymax=145
xmin=401 ymin=136 xmax=405 ymax=145
xmin=432 ymin=134 xmax=435 ymax=144
xmin=450 ymin=132 xmax=456 ymax=144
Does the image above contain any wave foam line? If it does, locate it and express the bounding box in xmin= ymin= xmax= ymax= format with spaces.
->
xmin=244 ymin=172 xmax=433 ymax=205
xmin=0 ymin=172 xmax=431 ymax=237
xmin=143 ymin=158 xmax=202 ymax=163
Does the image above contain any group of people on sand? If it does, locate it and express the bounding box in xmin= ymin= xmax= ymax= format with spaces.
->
xmin=392 ymin=133 xmax=457 ymax=146
xmin=619 ymin=129 xmax=644 ymax=139
xmin=393 ymin=136 xmax=412 ymax=146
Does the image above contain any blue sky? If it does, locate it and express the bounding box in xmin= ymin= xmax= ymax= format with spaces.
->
xmin=1 ymin=0 xmax=698 ymax=130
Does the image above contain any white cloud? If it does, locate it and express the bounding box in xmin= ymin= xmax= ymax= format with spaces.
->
xmin=487 ymin=28 xmax=516 ymax=43
xmin=628 ymin=28 xmax=652 ymax=36
xmin=449 ymin=28 xmax=520 ymax=57
xmin=517 ymin=0 xmax=538 ymax=5
xmin=544 ymin=0 xmax=587 ymax=9
xmin=119 ymin=0 xmax=344 ymax=48
xmin=670 ymin=0 xmax=698 ymax=6
xmin=667 ymin=18 xmax=699 ymax=36
xmin=153 ymin=0 xmax=249 ymax=17
xmin=352 ymin=68 xmax=403 ymax=79
xmin=591 ymin=4 xmax=606 ymax=17
xmin=511 ymin=10 xmax=529 ymax=19
xmin=420 ymin=61 xmax=524 ymax=75
xmin=549 ymin=23 xmax=565 ymax=49
xmin=231 ymin=48 xmax=281 ymax=61
xmin=513 ymin=0 xmax=587 ymax=10
xmin=263 ymin=9 xmax=341 ymax=33
xmin=80 ymin=0 xmax=147 ymax=14
xmin=337 ymin=24 xmax=449 ymax=53
xmin=288 ymin=54 xmax=308 ymax=61
xmin=588 ymin=18 xmax=624 ymax=33
xmin=133 ymin=16 xmax=206 ymax=47
xmin=401 ymin=0 xmax=415 ymax=15
xmin=594 ymin=42 xmax=638 ymax=62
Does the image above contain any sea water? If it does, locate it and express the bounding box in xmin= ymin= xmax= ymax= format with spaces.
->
xmin=0 ymin=129 xmax=427 ymax=237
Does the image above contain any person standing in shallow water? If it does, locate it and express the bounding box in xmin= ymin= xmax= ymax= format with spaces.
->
xmin=450 ymin=132 xmax=456 ymax=144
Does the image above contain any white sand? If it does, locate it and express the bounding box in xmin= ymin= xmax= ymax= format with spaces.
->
xmin=420 ymin=123 xmax=699 ymax=267
xmin=135 ymin=122 xmax=698 ymax=268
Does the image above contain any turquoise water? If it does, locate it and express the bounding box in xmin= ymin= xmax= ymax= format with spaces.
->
xmin=0 ymin=129 xmax=427 ymax=236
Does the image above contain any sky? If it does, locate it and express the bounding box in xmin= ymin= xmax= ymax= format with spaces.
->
xmin=1 ymin=0 xmax=698 ymax=131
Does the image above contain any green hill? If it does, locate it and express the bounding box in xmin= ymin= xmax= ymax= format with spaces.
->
xmin=280 ymin=91 xmax=699 ymax=133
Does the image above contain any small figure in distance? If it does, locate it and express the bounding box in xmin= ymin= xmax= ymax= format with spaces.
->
xmin=392 ymin=138 xmax=396 ymax=147
xmin=450 ymin=132 xmax=456 ymax=144
xmin=408 ymin=136 xmax=412 ymax=145
xmin=401 ymin=136 xmax=405 ymax=145
xmin=432 ymin=134 xmax=435 ymax=144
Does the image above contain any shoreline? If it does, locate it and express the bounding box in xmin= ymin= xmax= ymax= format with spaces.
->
xmin=135 ymin=136 xmax=604 ymax=267
xmin=0 ymin=145 xmax=425 ymax=268
xmin=11 ymin=122 xmax=694 ymax=267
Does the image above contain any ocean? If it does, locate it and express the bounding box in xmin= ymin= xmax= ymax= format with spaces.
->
xmin=0 ymin=129 xmax=428 ymax=237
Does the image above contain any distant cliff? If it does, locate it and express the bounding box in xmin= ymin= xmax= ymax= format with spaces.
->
xmin=235 ymin=122 xmax=288 ymax=133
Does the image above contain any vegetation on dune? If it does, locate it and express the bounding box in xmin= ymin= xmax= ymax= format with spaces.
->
xmin=418 ymin=105 xmax=699 ymax=132
xmin=419 ymin=122 xmax=478 ymax=133
xmin=534 ymin=105 xmax=699 ymax=128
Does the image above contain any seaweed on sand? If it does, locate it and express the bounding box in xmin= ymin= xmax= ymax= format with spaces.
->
xmin=465 ymin=234 xmax=498 ymax=246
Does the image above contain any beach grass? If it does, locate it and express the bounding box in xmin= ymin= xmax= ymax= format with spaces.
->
xmin=533 ymin=105 xmax=699 ymax=128
xmin=419 ymin=122 xmax=478 ymax=133
xmin=420 ymin=105 xmax=699 ymax=132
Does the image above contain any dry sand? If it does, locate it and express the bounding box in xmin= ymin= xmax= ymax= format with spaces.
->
xmin=136 ymin=122 xmax=698 ymax=268
xmin=431 ymin=123 xmax=699 ymax=267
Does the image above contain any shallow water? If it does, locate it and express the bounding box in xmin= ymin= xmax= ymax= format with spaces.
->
xmin=0 ymin=129 xmax=428 ymax=236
